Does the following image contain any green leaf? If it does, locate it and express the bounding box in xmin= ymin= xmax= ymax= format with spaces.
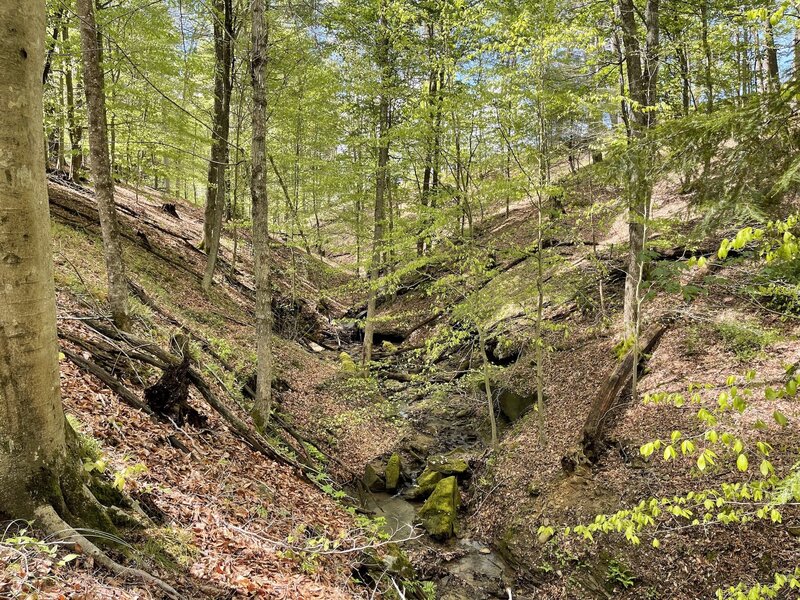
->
xmin=774 ymin=411 xmax=789 ymax=427
xmin=736 ymin=453 xmax=748 ymax=472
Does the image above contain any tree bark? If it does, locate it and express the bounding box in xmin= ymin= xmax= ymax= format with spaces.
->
xmin=76 ymin=0 xmax=130 ymax=330
xmin=63 ymin=25 xmax=85 ymax=182
xmin=362 ymin=1 xmax=391 ymax=367
xmin=765 ymin=19 xmax=780 ymax=90
xmin=618 ymin=0 xmax=659 ymax=340
xmin=202 ymin=0 xmax=234 ymax=291
xmin=251 ymin=0 xmax=273 ymax=430
xmin=0 ymin=0 xmax=72 ymax=519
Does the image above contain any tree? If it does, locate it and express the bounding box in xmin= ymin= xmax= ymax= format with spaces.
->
xmin=617 ymin=0 xmax=660 ymax=346
xmin=251 ymin=0 xmax=273 ymax=430
xmin=0 ymin=6 xmax=177 ymax=596
xmin=202 ymin=0 xmax=235 ymax=291
xmin=362 ymin=0 xmax=393 ymax=367
xmin=76 ymin=0 xmax=130 ymax=330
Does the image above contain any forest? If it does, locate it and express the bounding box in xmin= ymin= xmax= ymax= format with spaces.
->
xmin=1 ymin=0 xmax=800 ymax=598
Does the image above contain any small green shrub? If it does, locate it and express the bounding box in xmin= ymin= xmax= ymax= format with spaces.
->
xmin=607 ymin=559 xmax=636 ymax=589
xmin=715 ymin=320 xmax=780 ymax=361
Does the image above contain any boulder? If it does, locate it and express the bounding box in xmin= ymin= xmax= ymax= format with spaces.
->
xmin=385 ymin=453 xmax=402 ymax=491
xmin=498 ymin=388 xmax=537 ymax=422
xmin=404 ymin=468 xmax=442 ymax=500
xmin=427 ymin=454 xmax=470 ymax=478
xmin=419 ymin=476 xmax=460 ymax=539
xmin=361 ymin=543 xmax=415 ymax=580
xmin=363 ymin=463 xmax=385 ymax=492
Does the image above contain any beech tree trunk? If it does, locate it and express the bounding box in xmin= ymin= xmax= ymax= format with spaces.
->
xmin=251 ymin=0 xmax=273 ymax=430
xmin=76 ymin=0 xmax=130 ymax=330
xmin=0 ymin=3 xmax=128 ymax=547
xmin=202 ymin=0 xmax=234 ymax=291
xmin=0 ymin=0 xmax=70 ymax=518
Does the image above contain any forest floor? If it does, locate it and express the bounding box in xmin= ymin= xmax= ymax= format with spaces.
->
xmin=2 ymin=170 xmax=799 ymax=599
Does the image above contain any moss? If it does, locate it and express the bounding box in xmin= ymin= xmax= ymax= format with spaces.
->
xmin=385 ymin=453 xmax=401 ymax=491
xmin=426 ymin=454 xmax=469 ymax=477
xmin=405 ymin=469 xmax=442 ymax=500
xmin=418 ymin=476 xmax=460 ymax=539
xmin=140 ymin=527 xmax=199 ymax=572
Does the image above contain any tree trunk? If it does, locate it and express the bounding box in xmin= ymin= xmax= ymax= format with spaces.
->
xmin=618 ymin=0 xmax=659 ymax=340
xmin=766 ymin=19 xmax=780 ymax=90
xmin=202 ymin=0 xmax=234 ymax=291
xmin=700 ymin=1 xmax=713 ymax=112
xmin=251 ymin=0 xmax=273 ymax=431
xmin=76 ymin=0 xmax=130 ymax=330
xmin=0 ymin=0 xmax=73 ymax=519
xmin=63 ymin=25 xmax=85 ymax=182
xmin=362 ymin=2 xmax=391 ymax=367
xmin=478 ymin=327 xmax=498 ymax=448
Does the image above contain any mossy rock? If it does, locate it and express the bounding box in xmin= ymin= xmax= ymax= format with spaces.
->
xmin=498 ymin=389 xmax=537 ymax=422
xmin=362 ymin=543 xmax=415 ymax=579
xmin=426 ymin=454 xmax=470 ymax=478
xmin=404 ymin=468 xmax=442 ymax=500
xmin=385 ymin=453 xmax=402 ymax=491
xmin=364 ymin=463 xmax=385 ymax=492
xmin=419 ymin=476 xmax=460 ymax=539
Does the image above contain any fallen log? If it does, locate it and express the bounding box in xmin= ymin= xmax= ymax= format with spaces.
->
xmin=569 ymin=324 xmax=669 ymax=468
xmin=60 ymin=347 xmax=156 ymax=418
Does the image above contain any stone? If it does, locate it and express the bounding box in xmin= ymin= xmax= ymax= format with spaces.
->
xmin=404 ymin=468 xmax=442 ymax=500
xmin=407 ymin=433 xmax=435 ymax=454
xmin=419 ymin=476 xmax=460 ymax=539
xmin=362 ymin=543 xmax=415 ymax=580
xmin=363 ymin=463 xmax=385 ymax=492
xmin=498 ymin=388 xmax=537 ymax=421
xmin=426 ymin=454 xmax=470 ymax=478
xmin=385 ymin=453 xmax=402 ymax=491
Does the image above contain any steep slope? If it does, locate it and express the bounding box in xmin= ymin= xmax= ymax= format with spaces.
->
xmin=291 ymin=169 xmax=800 ymax=599
xmin=1 ymin=177 xmax=369 ymax=599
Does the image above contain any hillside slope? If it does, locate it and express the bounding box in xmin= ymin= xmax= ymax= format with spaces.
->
xmin=1 ymin=177 xmax=369 ymax=599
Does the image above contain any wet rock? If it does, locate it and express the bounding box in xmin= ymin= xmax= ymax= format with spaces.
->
xmin=404 ymin=468 xmax=442 ymax=500
xmin=364 ymin=463 xmax=385 ymax=492
xmin=498 ymin=388 xmax=537 ymax=421
xmin=361 ymin=543 xmax=415 ymax=581
xmin=385 ymin=453 xmax=402 ymax=491
xmin=407 ymin=432 xmax=435 ymax=455
xmin=419 ymin=476 xmax=460 ymax=539
xmin=427 ymin=454 xmax=470 ymax=478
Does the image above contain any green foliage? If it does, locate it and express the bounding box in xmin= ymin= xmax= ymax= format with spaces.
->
xmin=606 ymin=559 xmax=636 ymax=590
xmin=714 ymin=320 xmax=780 ymax=361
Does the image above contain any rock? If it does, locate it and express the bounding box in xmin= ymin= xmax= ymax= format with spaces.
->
xmin=404 ymin=468 xmax=442 ymax=500
xmin=385 ymin=453 xmax=402 ymax=491
xmin=407 ymin=432 xmax=435 ymax=455
xmin=427 ymin=454 xmax=470 ymax=478
xmin=419 ymin=476 xmax=460 ymax=539
xmin=363 ymin=463 xmax=385 ymax=492
xmin=339 ymin=352 xmax=357 ymax=373
xmin=308 ymin=341 xmax=325 ymax=353
xmin=498 ymin=388 xmax=537 ymax=421
xmin=362 ymin=543 xmax=415 ymax=579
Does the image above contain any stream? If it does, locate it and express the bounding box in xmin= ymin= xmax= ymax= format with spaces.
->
xmin=354 ymin=374 xmax=528 ymax=599
xmin=363 ymin=492 xmax=516 ymax=599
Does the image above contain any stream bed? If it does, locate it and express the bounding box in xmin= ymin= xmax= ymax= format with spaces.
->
xmin=362 ymin=492 xmax=517 ymax=599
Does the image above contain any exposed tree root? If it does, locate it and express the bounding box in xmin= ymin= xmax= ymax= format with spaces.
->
xmin=34 ymin=503 xmax=183 ymax=600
